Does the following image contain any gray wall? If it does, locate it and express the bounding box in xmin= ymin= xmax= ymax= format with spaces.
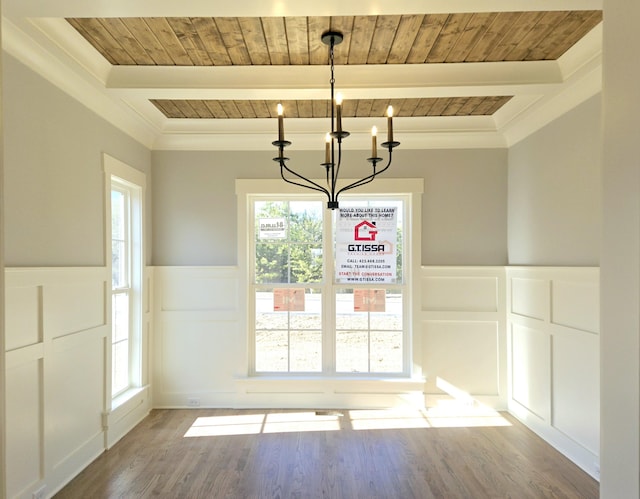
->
xmin=152 ymin=148 xmax=508 ymax=266
xmin=508 ymin=94 xmax=602 ymax=266
xmin=2 ymin=54 xmax=151 ymax=267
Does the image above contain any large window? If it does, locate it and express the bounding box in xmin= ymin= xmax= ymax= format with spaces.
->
xmin=105 ymin=155 xmax=145 ymax=399
xmin=250 ymin=195 xmax=410 ymax=376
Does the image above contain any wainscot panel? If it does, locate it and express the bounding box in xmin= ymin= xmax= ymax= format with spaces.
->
xmin=5 ymin=284 xmax=40 ymax=351
xmin=510 ymin=277 xmax=548 ymax=321
xmin=507 ymin=267 xmax=600 ymax=480
xmin=420 ymin=267 xmax=507 ymax=409
xmin=153 ymin=267 xmax=242 ymax=408
xmin=423 ymin=320 xmax=499 ymax=395
xmin=510 ymin=323 xmax=550 ymax=419
xmin=5 ymin=356 xmax=42 ymax=499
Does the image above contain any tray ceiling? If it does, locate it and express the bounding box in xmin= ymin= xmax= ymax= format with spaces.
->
xmin=2 ymin=1 xmax=603 ymax=150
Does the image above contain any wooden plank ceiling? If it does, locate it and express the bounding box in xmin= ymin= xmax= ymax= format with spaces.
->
xmin=68 ymin=11 xmax=602 ymax=119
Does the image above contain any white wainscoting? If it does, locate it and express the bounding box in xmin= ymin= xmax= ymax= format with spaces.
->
xmin=5 ymin=264 xmax=601 ymax=494
xmin=153 ymin=266 xmax=242 ymax=408
xmin=507 ymin=267 xmax=599 ymax=479
xmin=153 ymin=266 xmax=427 ymax=409
xmin=5 ymin=267 xmax=152 ymax=498
xmin=420 ymin=267 xmax=507 ymax=409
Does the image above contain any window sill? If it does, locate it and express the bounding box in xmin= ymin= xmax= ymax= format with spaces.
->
xmin=112 ymin=386 xmax=147 ymax=411
xmin=235 ymin=376 xmax=426 ymax=386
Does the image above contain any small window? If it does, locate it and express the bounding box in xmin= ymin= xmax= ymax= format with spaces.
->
xmin=105 ymin=155 xmax=145 ymax=399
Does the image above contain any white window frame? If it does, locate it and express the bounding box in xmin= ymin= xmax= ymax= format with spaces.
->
xmin=104 ymin=154 xmax=146 ymax=403
xmin=237 ymin=178 xmax=423 ymax=379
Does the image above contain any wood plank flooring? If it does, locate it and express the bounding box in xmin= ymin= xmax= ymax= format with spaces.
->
xmin=54 ymin=408 xmax=598 ymax=498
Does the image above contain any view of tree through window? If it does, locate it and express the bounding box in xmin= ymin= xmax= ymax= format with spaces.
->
xmin=255 ymin=201 xmax=323 ymax=283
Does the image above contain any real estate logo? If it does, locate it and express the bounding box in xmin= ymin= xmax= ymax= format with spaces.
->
xmin=354 ymin=220 xmax=377 ymax=241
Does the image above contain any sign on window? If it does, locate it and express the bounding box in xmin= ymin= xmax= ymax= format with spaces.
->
xmin=273 ymin=288 xmax=305 ymax=311
xmin=335 ymin=207 xmax=397 ymax=284
xmin=259 ymin=218 xmax=287 ymax=239
xmin=353 ymin=289 xmax=386 ymax=312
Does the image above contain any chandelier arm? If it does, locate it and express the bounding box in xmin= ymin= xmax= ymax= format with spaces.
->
xmin=279 ymin=161 xmax=331 ymax=197
xmin=336 ymin=152 xmax=393 ymax=196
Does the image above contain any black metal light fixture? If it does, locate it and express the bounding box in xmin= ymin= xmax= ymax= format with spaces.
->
xmin=272 ymin=30 xmax=400 ymax=210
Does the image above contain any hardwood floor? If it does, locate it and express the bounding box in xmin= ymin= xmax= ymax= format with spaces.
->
xmin=55 ymin=408 xmax=598 ymax=498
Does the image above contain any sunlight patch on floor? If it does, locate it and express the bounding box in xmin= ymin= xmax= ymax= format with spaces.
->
xmin=424 ymin=400 xmax=512 ymax=428
xmin=184 ymin=403 xmax=510 ymax=437
xmin=184 ymin=411 xmax=341 ymax=437
xmin=262 ymin=411 xmax=341 ymax=433
xmin=348 ymin=408 xmax=432 ymax=430
xmin=184 ymin=414 xmax=266 ymax=437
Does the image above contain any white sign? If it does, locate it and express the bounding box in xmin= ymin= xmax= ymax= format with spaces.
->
xmin=259 ymin=218 xmax=287 ymax=239
xmin=335 ymin=206 xmax=397 ymax=284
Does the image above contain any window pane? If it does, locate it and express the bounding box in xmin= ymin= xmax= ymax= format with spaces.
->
xmin=370 ymin=330 xmax=403 ymax=372
xmin=336 ymin=331 xmax=368 ymax=373
xmin=289 ymin=201 xmax=322 ymax=242
xmin=370 ymin=292 xmax=403 ymax=331
xmin=290 ymin=330 xmax=322 ymax=372
xmin=255 ymin=290 xmax=288 ymax=329
xmin=335 ymin=290 xmax=367 ymax=329
xmin=111 ymin=190 xmax=125 ymax=239
xmin=289 ymin=244 xmax=322 ymax=284
xmin=289 ymin=290 xmax=321 ymax=329
xmin=255 ymin=330 xmax=288 ymax=372
xmin=113 ymin=292 xmax=129 ymax=342
xmin=255 ymin=243 xmax=288 ymax=283
xmin=112 ymin=240 xmax=127 ymax=288
xmin=112 ymin=340 xmax=129 ymax=395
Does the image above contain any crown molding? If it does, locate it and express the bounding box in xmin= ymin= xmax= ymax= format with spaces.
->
xmin=2 ymin=17 xmax=159 ymax=149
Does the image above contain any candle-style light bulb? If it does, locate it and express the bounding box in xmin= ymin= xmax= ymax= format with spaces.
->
xmin=325 ymin=133 xmax=331 ymax=164
xmin=386 ymin=105 xmax=394 ymax=143
xmin=336 ymin=93 xmax=343 ymax=134
xmin=371 ymin=126 xmax=377 ymax=158
xmin=277 ymin=103 xmax=284 ymax=142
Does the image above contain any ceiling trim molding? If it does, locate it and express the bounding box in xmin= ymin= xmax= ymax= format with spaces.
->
xmin=153 ymin=130 xmax=508 ymax=151
xmin=106 ymin=62 xmax=563 ymax=98
xmin=2 ymin=17 xmax=159 ymax=148
xmin=501 ymin=64 xmax=601 ymax=147
xmin=153 ymin=115 xmax=507 ymax=151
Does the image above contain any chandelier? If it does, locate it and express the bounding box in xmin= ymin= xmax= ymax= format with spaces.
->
xmin=272 ymin=30 xmax=400 ymax=210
